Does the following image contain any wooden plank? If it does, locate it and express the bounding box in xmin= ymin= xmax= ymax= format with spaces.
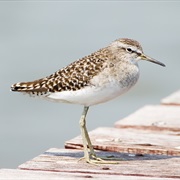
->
xmin=18 ymin=148 xmax=180 ymax=179
xmin=0 ymin=169 xmax=174 ymax=180
xmin=114 ymin=105 xmax=180 ymax=131
xmin=65 ymin=127 xmax=180 ymax=156
xmin=161 ymin=90 xmax=180 ymax=105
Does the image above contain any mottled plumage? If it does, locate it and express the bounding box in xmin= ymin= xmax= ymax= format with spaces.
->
xmin=11 ymin=38 xmax=145 ymax=99
xmin=11 ymin=48 xmax=111 ymax=96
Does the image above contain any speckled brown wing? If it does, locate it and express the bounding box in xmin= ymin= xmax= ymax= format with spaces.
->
xmin=11 ymin=48 xmax=111 ymax=96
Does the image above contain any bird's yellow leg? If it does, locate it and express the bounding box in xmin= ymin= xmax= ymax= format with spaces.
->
xmin=79 ymin=106 xmax=118 ymax=164
xmin=79 ymin=106 xmax=90 ymax=162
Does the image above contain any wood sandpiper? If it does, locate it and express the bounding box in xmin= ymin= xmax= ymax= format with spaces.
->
xmin=11 ymin=38 xmax=165 ymax=164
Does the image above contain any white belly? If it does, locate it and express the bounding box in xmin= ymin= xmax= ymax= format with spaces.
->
xmin=46 ymin=79 xmax=137 ymax=106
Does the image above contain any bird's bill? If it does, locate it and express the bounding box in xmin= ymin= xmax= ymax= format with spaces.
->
xmin=140 ymin=54 xmax=166 ymax=67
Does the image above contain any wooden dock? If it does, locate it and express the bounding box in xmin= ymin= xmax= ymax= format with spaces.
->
xmin=1 ymin=90 xmax=180 ymax=179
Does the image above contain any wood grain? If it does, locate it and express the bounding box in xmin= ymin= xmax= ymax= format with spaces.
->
xmin=0 ymin=169 xmax=175 ymax=180
xmin=18 ymin=148 xmax=180 ymax=179
xmin=65 ymin=127 xmax=180 ymax=156
xmin=114 ymin=105 xmax=180 ymax=131
xmin=161 ymin=90 xmax=180 ymax=105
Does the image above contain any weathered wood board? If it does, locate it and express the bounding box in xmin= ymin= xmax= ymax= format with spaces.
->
xmin=18 ymin=148 xmax=180 ymax=179
xmin=161 ymin=90 xmax=180 ymax=105
xmin=0 ymin=168 xmax=175 ymax=180
xmin=65 ymin=127 xmax=180 ymax=156
xmin=114 ymin=105 xmax=180 ymax=131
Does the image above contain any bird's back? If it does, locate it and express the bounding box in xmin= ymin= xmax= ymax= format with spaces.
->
xmin=11 ymin=48 xmax=110 ymax=97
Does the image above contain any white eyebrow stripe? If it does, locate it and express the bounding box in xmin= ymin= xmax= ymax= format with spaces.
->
xmin=112 ymin=41 xmax=137 ymax=50
xmin=110 ymin=41 xmax=143 ymax=55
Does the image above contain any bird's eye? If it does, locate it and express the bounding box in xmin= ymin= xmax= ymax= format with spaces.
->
xmin=126 ymin=48 xmax=133 ymax=53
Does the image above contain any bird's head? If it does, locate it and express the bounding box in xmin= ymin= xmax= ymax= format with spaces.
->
xmin=110 ymin=38 xmax=165 ymax=67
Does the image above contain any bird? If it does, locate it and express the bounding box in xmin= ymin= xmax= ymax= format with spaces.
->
xmin=11 ymin=38 xmax=165 ymax=164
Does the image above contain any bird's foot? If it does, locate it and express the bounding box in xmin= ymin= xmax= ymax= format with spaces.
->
xmin=78 ymin=153 xmax=119 ymax=165
xmin=90 ymin=154 xmax=119 ymax=164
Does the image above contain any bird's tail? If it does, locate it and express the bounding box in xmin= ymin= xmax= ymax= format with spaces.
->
xmin=11 ymin=79 xmax=48 ymax=96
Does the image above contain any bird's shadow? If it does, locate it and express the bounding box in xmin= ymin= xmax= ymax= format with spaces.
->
xmin=43 ymin=150 xmax=179 ymax=161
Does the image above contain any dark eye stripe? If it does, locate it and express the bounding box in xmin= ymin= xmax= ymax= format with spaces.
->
xmin=122 ymin=47 xmax=142 ymax=56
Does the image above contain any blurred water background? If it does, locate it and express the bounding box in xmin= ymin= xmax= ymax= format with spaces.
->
xmin=0 ymin=1 xmax=180 ymax=168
